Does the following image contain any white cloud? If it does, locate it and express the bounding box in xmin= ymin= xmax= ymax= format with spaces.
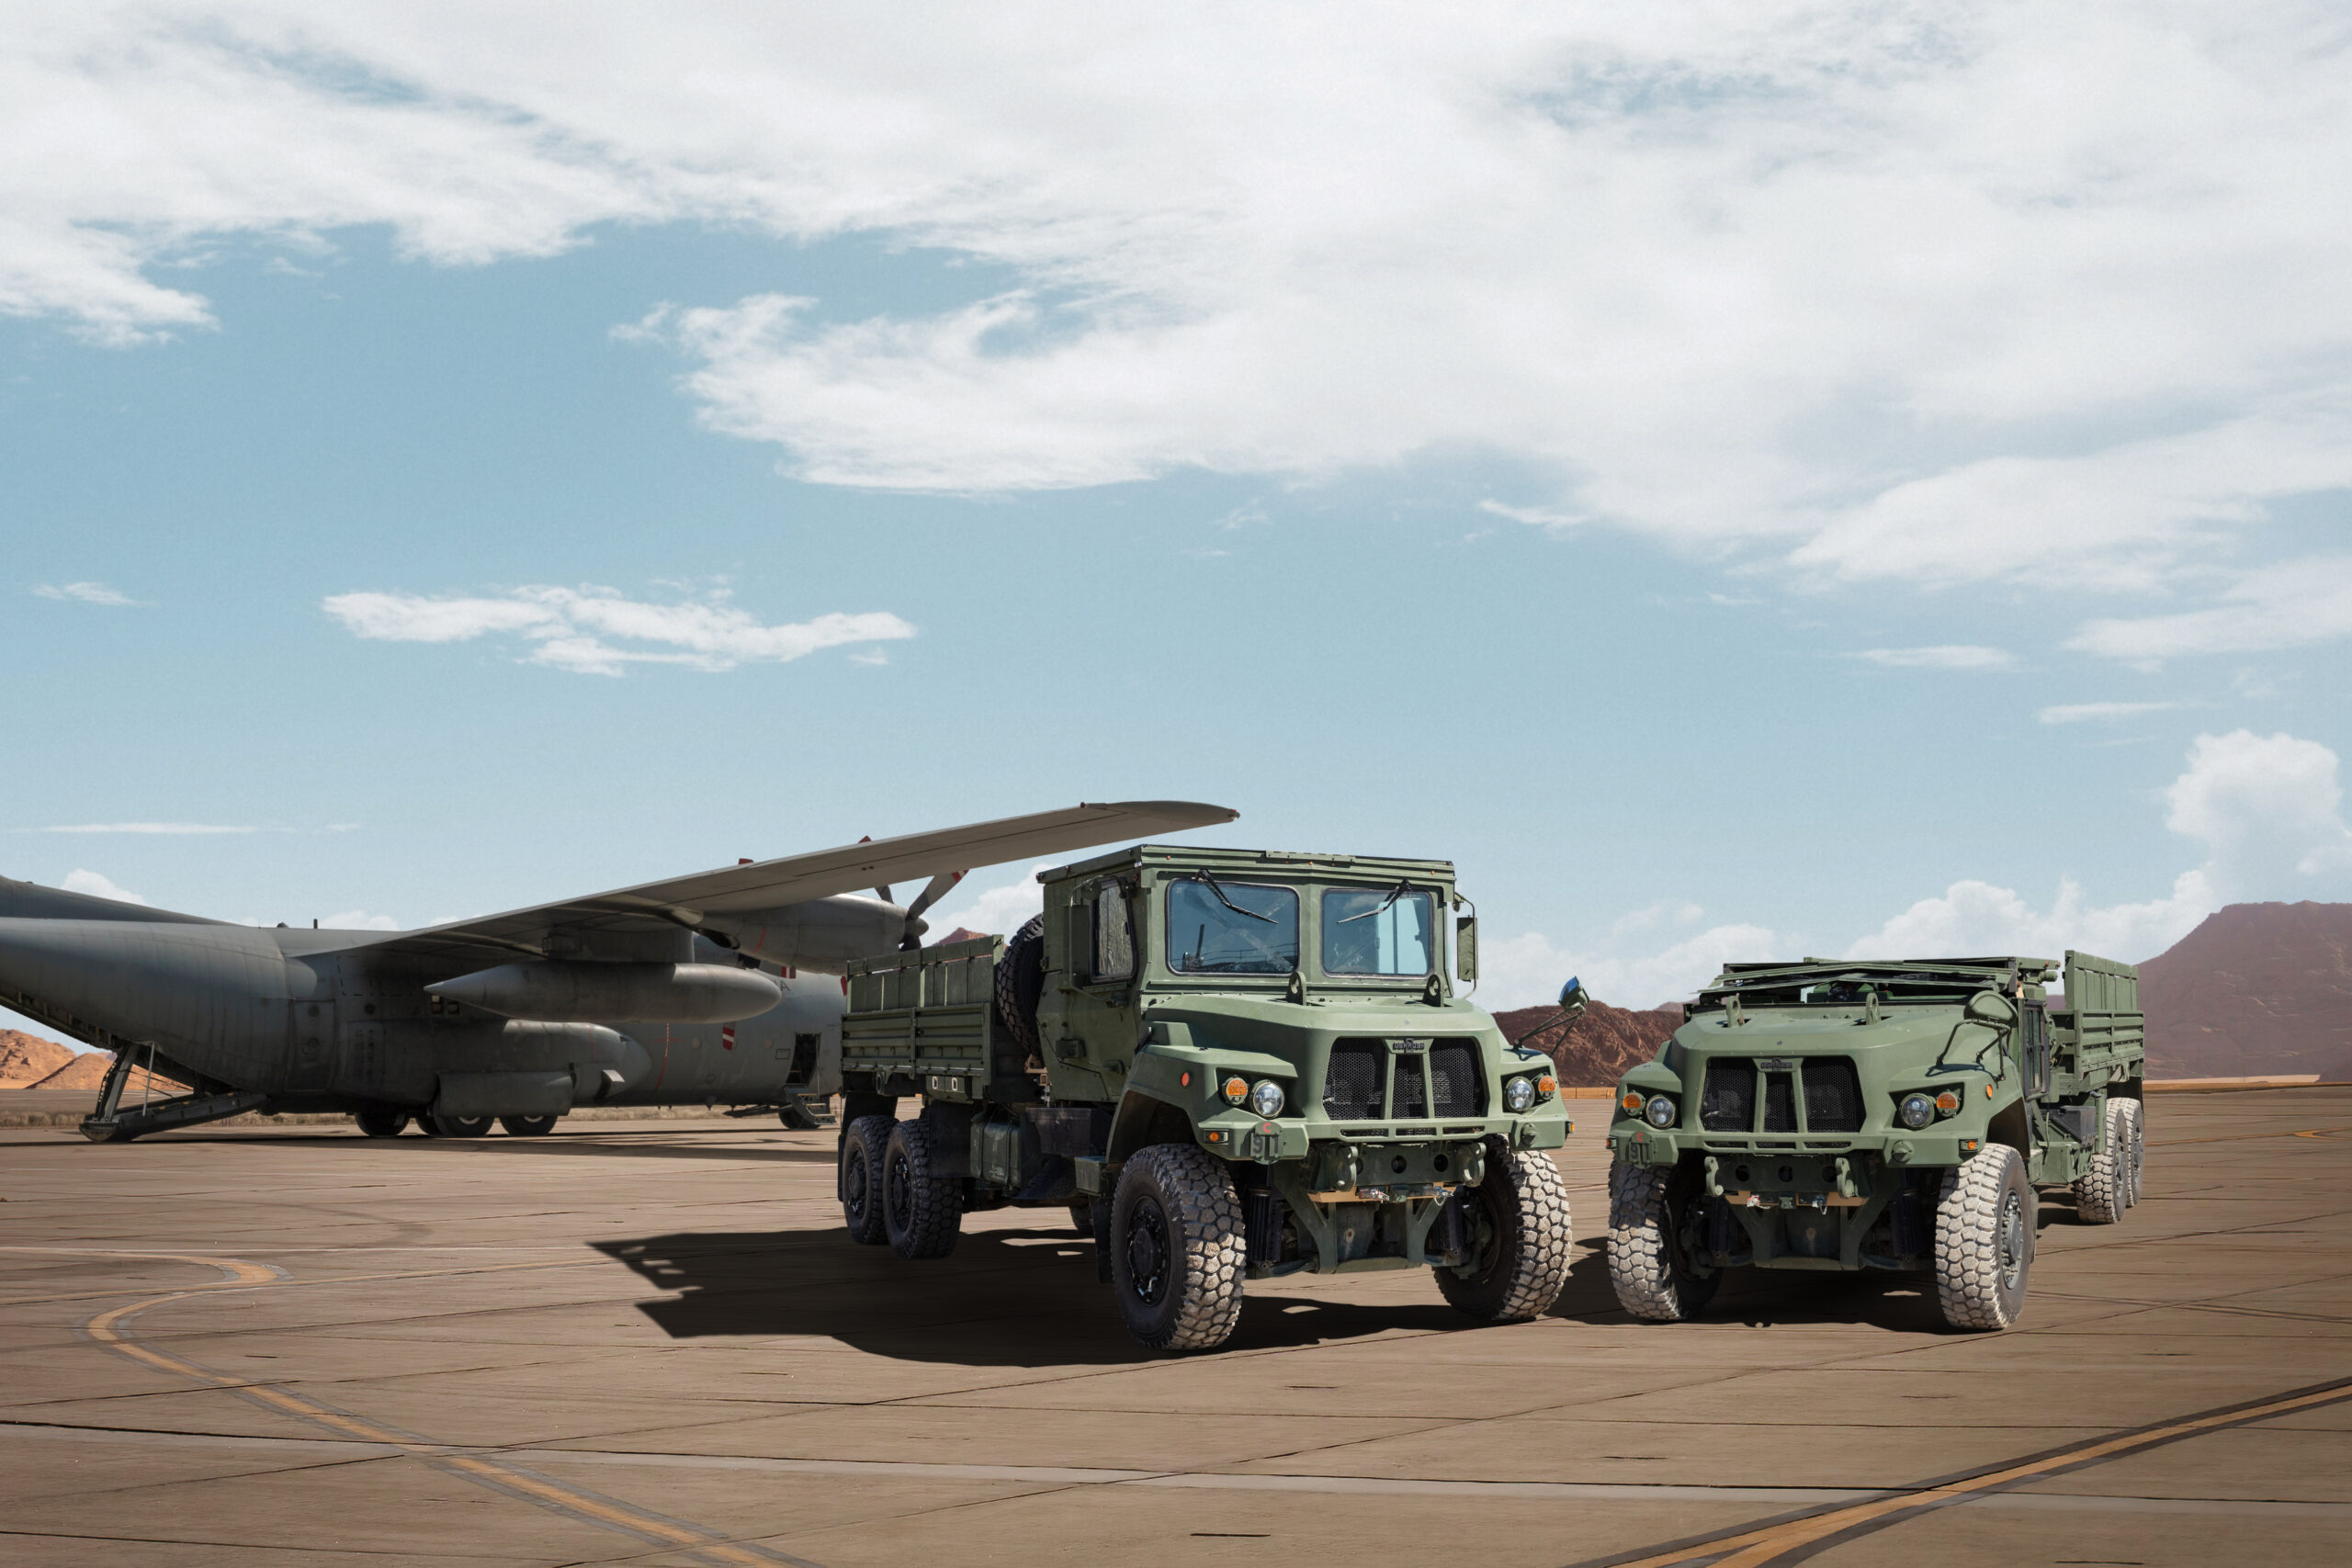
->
xmin=1853 ymin=645 xmax=2018 ymax=671
xmin=33 ymin=581 xmax=141 ymax=605
xmin=322 ymin=585 xmax=915 ymax=676
xmin=0 ymin=7 xmax=2343 ymax=641
xmin=2039 ymin=701 xmax=2179 ymax=725
xmin=61 ymin=869 xmax=147 ymax=905
xmin=1845 ymin=728 xmax=2352 ymax=962
xmin=2066 ymin=556 xmax=2352 ymax=664
xmin=1483 ymin=922 xmax=1780 ymax=1013
xmin=321 ymin=908 xmax=401 ymax=930
xmin=36 ymin=822 xmax=254 ymax=835
xmin=924 ymin=863 xmax=1051 ymax=940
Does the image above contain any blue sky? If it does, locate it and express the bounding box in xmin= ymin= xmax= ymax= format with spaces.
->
xmin=5 ymin=6 xmax=2349 ymax=1037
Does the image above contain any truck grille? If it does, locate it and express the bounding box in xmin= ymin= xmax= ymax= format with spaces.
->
xmin=1702 ymin=1056 xmax=1863 ymax=1134
xmin=1430 ymin=1043 xmax=1483 ymax=1117
xmin=1324 ymin=1042 xmax=1384 ymax=1120
xmin=1802 ymin=1057 xmax=1864 ymax=1132
xmin=1701 ymin=1058 xmax=1755 ymax=1131
xmin=1323 ymin=1039 xmax=1485 ymax=1121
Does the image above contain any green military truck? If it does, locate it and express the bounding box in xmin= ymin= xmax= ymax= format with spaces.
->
xmin=831 ymin=844 xmax=1576 ymax=1351
xmin=1603 ymin=953 xmax=2144 ymax=1331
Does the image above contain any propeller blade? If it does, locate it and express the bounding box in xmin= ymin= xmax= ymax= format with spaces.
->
xmin=899 ymin=869 xmax=966 ymax=949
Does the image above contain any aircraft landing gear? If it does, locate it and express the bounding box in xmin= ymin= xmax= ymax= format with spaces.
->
xmin=354 ymin=1110 xmax=409 ymax=1138
xmin=424 ymin=1112 xmax=492 ymax=1138
xmin=499 ymin=1114 xmax=557 ymax=1136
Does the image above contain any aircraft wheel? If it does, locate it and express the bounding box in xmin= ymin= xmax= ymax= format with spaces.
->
xmin=354 ymin=1110 xmax=409 ymax=1138
xmin=424 ymin=1112 xmax=492 ymax=1138
xmin=1438 ymin=1144 xmax=1574 ymax=1324
xmin=499 ymin=1114 xmax=558 ymax=1137
xmin=883 ymin=1118 xmax=965 ymax=1259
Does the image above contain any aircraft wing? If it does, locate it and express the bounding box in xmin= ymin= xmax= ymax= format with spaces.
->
xmin=372 ymin=800 xmax=1237 ymax=961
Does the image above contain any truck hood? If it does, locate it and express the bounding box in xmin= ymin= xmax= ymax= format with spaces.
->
xmin=1148 ymin=992 xmax=1506 ymax=1062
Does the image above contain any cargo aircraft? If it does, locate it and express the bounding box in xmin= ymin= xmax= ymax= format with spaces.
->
xmin=0 ymin=801 xmax=1234 ymax=1142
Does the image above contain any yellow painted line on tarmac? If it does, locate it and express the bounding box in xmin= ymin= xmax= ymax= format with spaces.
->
xmin=46 ymin=1247 xmax=813 ymax=1568
xmin=0 ymin=1253 xmax=594 ymax=1309
xmin=1586 ymin=1376 xmax=2352 ymax=1568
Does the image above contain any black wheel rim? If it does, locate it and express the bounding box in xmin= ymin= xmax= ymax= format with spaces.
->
xmin=1125 ymin=1197 xmax=1170 ymax=1305
xmin=1998 ymin=1190 xmax=2026 ymax=1288
xmin=845 ymin=1151 xmax=869 ymax=1219
xmin=1453 ymin=1186 xmax=1499 ymax=1280
xmin=887 ymin=1150 xmax=912 ymax=1231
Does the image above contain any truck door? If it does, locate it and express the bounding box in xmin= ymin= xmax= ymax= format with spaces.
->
xmin=2022 ymin=1004 xmax=2051 ymax=1096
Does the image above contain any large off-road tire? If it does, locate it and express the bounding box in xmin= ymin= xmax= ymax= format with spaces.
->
xmin=1934 ymin=1145 xmax=2034 ymax=1330
xmin=993 ymin=914 xmax=1046 ymax=1061
xmin=839 ymin=1113 xmax=894 ymax=1246
xmin=424 ymin=1112 xmax=492 ymax=1138
xmin=2116 ymin=1097 xmax=2145 ymax=1209
xmin=2074 ymin=1098 xmax=2133 ymax=1224
xmin=499 ymin=1114 xmax=557 ymax=1137
xmin=354 ymin=1110 xmax=408 ymax=1138
xmin=1111 ymin=1144 xmax=1247 ymax=1351
xmin=1606 ymin=1158 xmax=1720 ymax=1322
xmin=883 ymin=1117 xmax=965 ymax=1259
xmin=1438 ymin=1145 xmax=1574 ymax=1323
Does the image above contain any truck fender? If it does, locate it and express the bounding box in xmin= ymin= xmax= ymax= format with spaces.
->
xmin=1106 ymin=1087 xmax=1193 ymax=1165
xmin=1988 ymin=1092 xmax=2030 ymax=1156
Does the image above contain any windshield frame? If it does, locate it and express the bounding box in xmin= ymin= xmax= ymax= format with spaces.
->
xmin=1318 ymin=886 xmax=1437 ymax=978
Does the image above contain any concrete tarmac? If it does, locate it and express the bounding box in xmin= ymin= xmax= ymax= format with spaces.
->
xmin=1 ymin=1089 xmax=2346 ymax=1567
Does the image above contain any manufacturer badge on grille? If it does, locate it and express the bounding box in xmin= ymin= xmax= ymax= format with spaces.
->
xmin=1756 ymin=1057 xmax=1796 ymax=1071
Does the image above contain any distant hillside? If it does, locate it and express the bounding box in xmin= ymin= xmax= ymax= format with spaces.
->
xmin=1492 ymin=998 xmax=1682 ymax=1086
xmin=2139 ymin=902 xmax=2352 ymax=1080
xmin=26 ymin=1052 xmax=188 ymax=1095
xmin=0 ymin=1031 xmax=76 ymax=1088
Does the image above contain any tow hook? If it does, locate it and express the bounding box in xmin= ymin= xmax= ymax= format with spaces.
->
xmin=1832 ymin=1156 xmax=1858 ymax=1200
xmin=1702 ymin=1155 xmax=1724 ymax=1197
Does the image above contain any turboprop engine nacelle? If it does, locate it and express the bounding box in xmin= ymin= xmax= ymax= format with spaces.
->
xmin=426 ymin=961 xmax=781 ymax=1024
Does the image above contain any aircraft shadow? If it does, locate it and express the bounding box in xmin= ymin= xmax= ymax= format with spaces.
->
xmin=594 ymin=1225 xmax=1499 ymax=1366
xmin=149 ymin=1126 xmax=836 ymax=1164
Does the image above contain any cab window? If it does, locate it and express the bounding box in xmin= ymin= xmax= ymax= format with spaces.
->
xmin=1322 ymin=887 xmax=1433 ymax=976
xmin=1165 ymin=879 xmax=1298 ymax=974
xmin=1094 ymin=884 xmax=1136 ymax=981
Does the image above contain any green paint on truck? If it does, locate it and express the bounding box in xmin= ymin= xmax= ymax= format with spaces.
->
xmin=1604 ymin=952 xmax=2146 ymax=1330
xmin=834 ymin=843 xmax=1576 ymax=1351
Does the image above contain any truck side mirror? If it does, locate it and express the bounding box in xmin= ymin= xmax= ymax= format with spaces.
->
xmin=1454 ymin=914 xmax=1477 ymax=982
xmin=1558 ymin=976 xmax=1588 ymax=1018
xmin=1964 ymin=990 xmax=2016 ymax=1028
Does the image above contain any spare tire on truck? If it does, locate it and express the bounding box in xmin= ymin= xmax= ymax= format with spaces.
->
xmin=994 ymin=914 xmax=1046 ymax=1061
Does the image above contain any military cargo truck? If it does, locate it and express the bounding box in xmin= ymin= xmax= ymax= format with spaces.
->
xmin=832 ymin=844 xmax=1575 ymax=1351
xmin=1604 ymin=952 xmax=2144 ymax=1331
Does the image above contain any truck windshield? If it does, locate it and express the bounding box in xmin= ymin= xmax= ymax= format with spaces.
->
xmin=1322 ymin=887 xmax=1433 ymax=976
xmin=1166 ymin=879 xmax=1298 ymax=974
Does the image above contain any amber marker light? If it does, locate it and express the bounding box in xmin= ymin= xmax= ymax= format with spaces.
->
xmin=1621 ymin=1090 xmax=1645 ymax=1113
xmin=1934 ymin=1089 xmax=1961 ymax=1115
xmin=1222 ymin=1076 xmax=1250 ymax=1104
xmin=1181 ymin=1071 xmax=1192 ymax=1088
xmin=1537 ymin=1075 xmax=1559 ymax=1099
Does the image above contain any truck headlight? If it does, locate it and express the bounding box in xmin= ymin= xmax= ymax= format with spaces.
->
xmin=1249 ymin=1079 xmax=1285 ymax=1118
xmin=1643 ymin=1095 xmax=1676 ymax=1128
xmin=1898 ymin=1092 xmax=1935 ymax=1130
xmin=1504 ymin=1076 xmax=1536 ymax=1112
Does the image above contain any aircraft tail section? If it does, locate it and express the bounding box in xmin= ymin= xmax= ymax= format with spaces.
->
xmin=0 ymin=874 xmax=222 ymax=926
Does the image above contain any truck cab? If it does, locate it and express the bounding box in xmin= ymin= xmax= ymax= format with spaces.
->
xmin=833 ymin=845 xmax=1577 ymax=1351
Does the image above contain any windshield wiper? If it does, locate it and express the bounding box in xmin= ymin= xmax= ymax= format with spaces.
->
xmin=1337 ymin=879 xmax=1415 ymax=923
xmin=1193 ymin=871 xmax=1274 ymax=923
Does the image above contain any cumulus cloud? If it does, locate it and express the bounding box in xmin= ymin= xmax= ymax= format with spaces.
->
xmin=1845 ymin=728 xmax=2352 ymax=962
xmin=321 ymin=908 xmax=401 ymax=931
xmin=2066 ymin=556 xmax=2352 ymax=664
xmin=1852 ymin=646 xmax=2018 ymax=671
xmin=33 ymin=581 xmax=141 ymax=605
xmin=1482 ymin=921 xmax=1780 ymax=1013
xmin=2 ymin=6 xmax=2346 ymax=642
xmin=322 ymin=585 xmax=915 ymax=676
xmin=923 ymin=863 xmax=1051 ymax=941
xmin=62 ymin=869 xmax=148 ymax=905
xmin=2039 ymin=701 xmax=2179 ymax=725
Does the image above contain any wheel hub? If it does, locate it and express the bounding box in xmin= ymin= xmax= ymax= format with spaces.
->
xmin=844 ymin=1153 xmax=869 ymax=1218
xmin=1998 ymin=1190 xmax=2026 ymax=1287
xmin=1125 ymin=1199 xmax=1170 ymax=1305
xmin=887 ymin=1150 xmax=912 ymax=1231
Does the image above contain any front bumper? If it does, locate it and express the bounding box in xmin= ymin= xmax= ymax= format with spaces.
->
xmin=1609 ymin=1123 xmax=1984 ymax=1170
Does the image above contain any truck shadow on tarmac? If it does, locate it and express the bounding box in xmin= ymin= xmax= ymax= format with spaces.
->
xmin=595 ymin=1226 xmax=1510 ymax=1365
